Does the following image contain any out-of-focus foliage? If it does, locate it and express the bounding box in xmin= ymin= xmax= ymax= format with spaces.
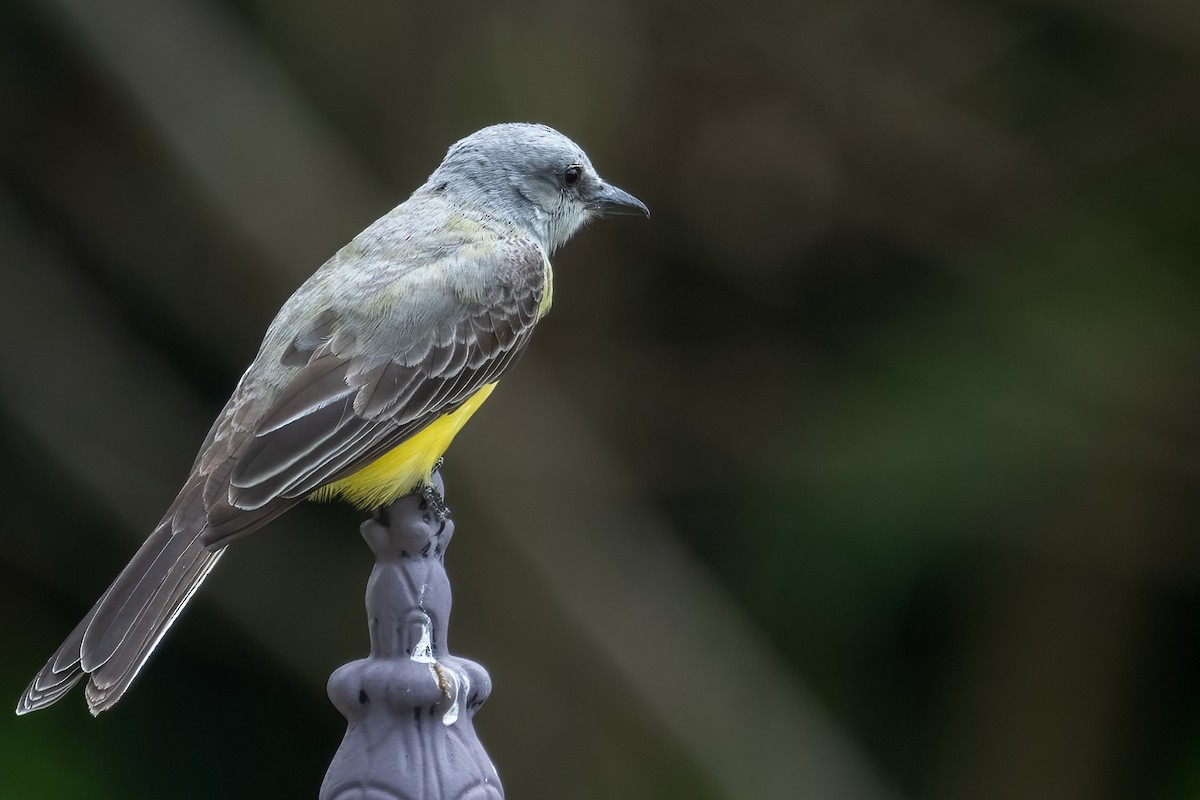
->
xmin=2 ymin=0 xmax=1198 ymax=798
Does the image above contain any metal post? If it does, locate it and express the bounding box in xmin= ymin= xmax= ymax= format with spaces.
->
xmin=321 ymin=474 xmax=503 ymax=800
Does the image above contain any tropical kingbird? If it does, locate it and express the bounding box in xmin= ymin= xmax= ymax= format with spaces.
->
xmin=17 ymin=122 xmax=648 ymax=716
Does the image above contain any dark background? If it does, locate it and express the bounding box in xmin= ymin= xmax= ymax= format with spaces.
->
xmin=2 ymin=0 xmax=1199 ymax=798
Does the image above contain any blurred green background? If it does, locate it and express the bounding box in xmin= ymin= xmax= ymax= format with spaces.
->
xmin=2 ymin=0 xmax=1199 ymax=798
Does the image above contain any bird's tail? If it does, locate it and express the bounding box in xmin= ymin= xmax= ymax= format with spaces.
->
xmin=17 ymin=482 xmax=225 ymax=716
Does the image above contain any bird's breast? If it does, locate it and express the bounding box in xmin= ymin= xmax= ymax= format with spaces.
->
xmin=308 ymin=382 xmax=499 ymax=510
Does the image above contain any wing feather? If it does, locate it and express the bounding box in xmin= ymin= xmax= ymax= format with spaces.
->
xmin=254 ymin=356 xmax=355 ymax=435
xmin=211 ymin=240 xmax=546 ymax=544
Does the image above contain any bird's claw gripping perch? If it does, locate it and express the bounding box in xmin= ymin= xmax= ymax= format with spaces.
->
xmin=420 ymin=483 xmax=451 ymax=523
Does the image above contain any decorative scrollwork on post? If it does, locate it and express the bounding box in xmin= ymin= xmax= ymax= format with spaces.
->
xmin=321 ymin=474 xmax=503 ymax=800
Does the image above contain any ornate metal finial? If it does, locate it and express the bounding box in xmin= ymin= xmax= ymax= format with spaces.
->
xmin=321 ymin=474 xmax=503 ymax=800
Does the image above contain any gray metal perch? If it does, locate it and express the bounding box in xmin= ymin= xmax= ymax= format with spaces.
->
xmin=322 ymin=474 xmax=502 ymax=800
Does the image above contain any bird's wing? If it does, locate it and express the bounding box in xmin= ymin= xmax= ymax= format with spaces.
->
xmin=22 ymin=240 xmax=547 ymax=715
xmin=199 ymin=238 xmax=547 ymax=543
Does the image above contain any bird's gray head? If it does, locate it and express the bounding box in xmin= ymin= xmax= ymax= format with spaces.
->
xmin=419 ymin=123 xmax=648 ymax=253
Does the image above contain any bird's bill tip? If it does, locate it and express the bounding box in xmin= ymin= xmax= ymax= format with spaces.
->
xmin=588 ymin=182 xmax=650 ymax=218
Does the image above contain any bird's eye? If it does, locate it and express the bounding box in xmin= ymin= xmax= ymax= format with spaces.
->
xmin=563 ymin=165 xmax=583 ymax=187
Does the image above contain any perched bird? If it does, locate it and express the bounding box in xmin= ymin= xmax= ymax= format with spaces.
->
xmin=17 ymin=123 xmax=648 ymax=716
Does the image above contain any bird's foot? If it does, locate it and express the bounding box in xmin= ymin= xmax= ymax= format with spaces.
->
xmin=431 ymin=456 xmax=445 ymax=475
xmin=420 ymin=483 xmax=451 ymax=523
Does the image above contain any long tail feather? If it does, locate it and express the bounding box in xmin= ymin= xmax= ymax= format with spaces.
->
xmin=15 ymin=475 xmax=292 ymax=715
xmin=16 ymin=497 xmax=220 ymax=715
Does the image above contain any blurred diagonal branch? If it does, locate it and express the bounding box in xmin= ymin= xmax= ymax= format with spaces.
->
xmin=460 ymin=372 xmax=900 ymax=800
xmin=47 ymin=0 xmax=391 ymax=277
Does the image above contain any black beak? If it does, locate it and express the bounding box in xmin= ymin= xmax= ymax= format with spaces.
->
xmin=586 ymin=181 xmax=650 ymax=217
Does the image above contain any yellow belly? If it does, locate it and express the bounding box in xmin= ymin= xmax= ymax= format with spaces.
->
xmin=308 ymin=382 xmax=498 ymax=510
